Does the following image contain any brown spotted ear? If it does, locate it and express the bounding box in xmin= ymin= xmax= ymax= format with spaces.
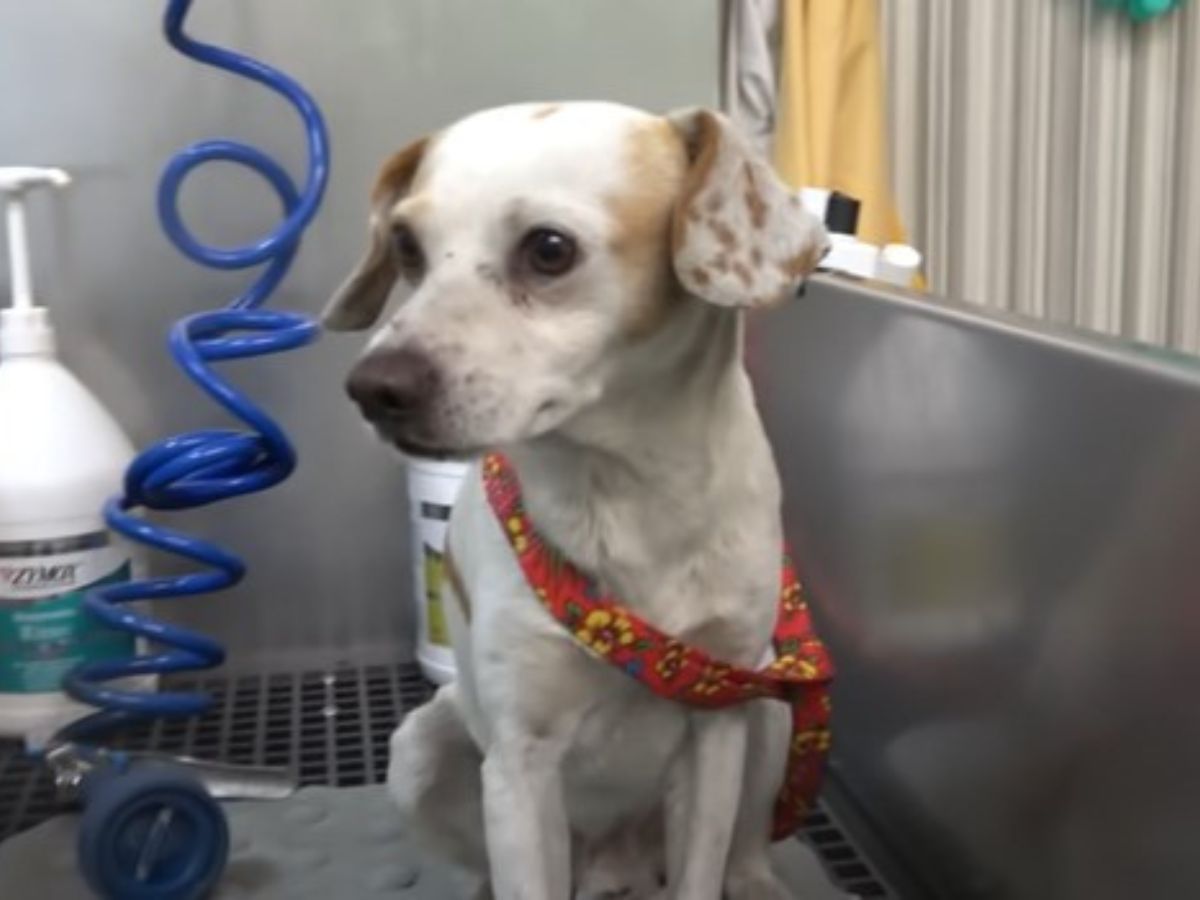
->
xmin=667 ymin=109 xmax=828 ymax=308
xmin=321 ymin=137 xmax=429 ymax=331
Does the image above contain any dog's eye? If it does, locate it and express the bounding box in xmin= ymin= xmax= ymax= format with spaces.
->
xmin=520 ymin=228 xmax=577 ymax=277
xmin=392 ymin=224 xmax=425 ymax=276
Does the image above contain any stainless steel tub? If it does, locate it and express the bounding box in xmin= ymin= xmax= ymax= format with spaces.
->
xmin=753 ymin=275 xmax=1200 ymax=900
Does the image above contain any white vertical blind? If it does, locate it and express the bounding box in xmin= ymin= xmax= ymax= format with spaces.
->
xmin=882 ymin=0 xmax=1200 ymax=353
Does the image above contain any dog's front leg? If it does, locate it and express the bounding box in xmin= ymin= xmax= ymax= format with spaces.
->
xmin=482 ymin=732 xmax=571 ymax=900
xmin=664 ymin=709 xmax=749 ymax=899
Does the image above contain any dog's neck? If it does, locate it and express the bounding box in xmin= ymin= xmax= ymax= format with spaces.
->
xmin=505 ymin=300 xmax=781 ymax=612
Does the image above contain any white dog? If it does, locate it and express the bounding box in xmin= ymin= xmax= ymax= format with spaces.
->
xmin=324 ymin=102 xmax=831 ymax=900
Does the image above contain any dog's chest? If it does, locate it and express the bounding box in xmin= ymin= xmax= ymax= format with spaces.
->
xmin=466 ymin=568 xmax=691 ymax=836
xmin=560 ymin=669 xmax=689 ymax=836
xmin=449 ymin=462 xmax=777 ymax=833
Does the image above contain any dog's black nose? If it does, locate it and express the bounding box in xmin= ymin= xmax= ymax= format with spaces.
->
xmin=345 ymin=346 xmax=439 ymax=422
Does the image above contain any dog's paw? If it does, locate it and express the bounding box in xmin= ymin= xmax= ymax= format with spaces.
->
xmin=575 ymin=837 xmax=660 ymax=900
xmin=578 ymin=886 xmax=664 ymax=900
xmin=724 ymin=869 xmax=798 ymax=900
xmin=577 ymin=881 xmax=661 ymax=900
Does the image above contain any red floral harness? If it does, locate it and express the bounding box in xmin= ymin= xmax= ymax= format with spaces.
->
xmin=482 ymin=453 xmax=835 ymax=840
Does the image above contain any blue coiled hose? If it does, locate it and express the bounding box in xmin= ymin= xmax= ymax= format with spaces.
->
xmin=59 ymin=0 xmax=330 ymax=740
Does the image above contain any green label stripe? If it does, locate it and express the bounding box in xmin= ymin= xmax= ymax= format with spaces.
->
xmin=0 ymin=562 xmax=133 ymax=694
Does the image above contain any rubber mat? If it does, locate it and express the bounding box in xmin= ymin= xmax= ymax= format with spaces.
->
xmin=0 ymin=784 xmax=856 ymax=898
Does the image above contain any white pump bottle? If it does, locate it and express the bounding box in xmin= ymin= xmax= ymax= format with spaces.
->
xmin=0 ymin=167 xmax=138 ymax=742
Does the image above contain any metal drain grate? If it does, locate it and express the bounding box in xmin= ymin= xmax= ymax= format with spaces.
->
xmin=0 ymin=663 xmax=433 ymax=840
xmin=0 ymin=663 xmax=895 ymax=897
xmin=798 ymin=808 xmax=896 ymax=898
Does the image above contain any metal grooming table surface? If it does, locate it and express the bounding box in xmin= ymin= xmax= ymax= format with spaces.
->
xmin=0 ymin=664 xmax=898 ymax=897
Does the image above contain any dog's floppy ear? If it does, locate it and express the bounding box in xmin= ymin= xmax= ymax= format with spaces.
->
xmin=322 ymin=137 xmax=429 ymax=331
xmin=667 ymin=109 xmax=828 ymax=308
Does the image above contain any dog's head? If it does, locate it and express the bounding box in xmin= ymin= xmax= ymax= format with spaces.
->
xmin=325 ymin=102 xmax=827 ymax=457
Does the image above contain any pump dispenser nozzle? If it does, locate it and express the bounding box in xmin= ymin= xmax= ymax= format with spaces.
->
xmin=0 ymin=167 xmax=71 ymax=357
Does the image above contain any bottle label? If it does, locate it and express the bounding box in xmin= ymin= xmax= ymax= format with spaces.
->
xmin=0 ymin=533 xmax=134 ymax=693
xmin=415 ymin=496 xmax=454 ymax=649
xmin=422 ymin=542 xmax=450 ymax=647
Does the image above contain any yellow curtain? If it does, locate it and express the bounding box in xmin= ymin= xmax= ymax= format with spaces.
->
xmin=772 ymin=0 xmax=912 ymax=259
